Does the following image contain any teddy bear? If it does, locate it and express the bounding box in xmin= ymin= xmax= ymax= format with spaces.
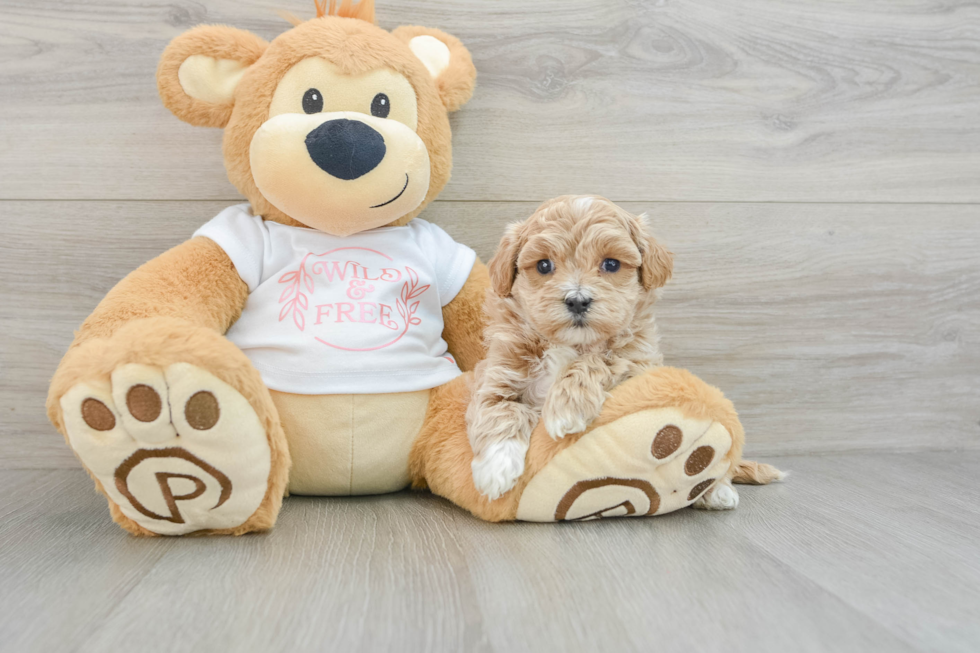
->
xmin=46 ymin=0 xmax=778 ymax=536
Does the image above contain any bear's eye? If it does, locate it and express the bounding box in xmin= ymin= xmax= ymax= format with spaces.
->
xmin=371 ymin=93 xmax=391 ymax=118
xmin=302 ymin=88 xmax=323 ymax=114
xmin=600 ymin=258 xmax=621 ymax=273
xmin=536 ymin=259 xmax=554 ymax=275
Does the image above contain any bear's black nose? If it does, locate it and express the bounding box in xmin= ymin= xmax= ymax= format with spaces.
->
xmin=305 ymin=119 xmax=386 ymax=180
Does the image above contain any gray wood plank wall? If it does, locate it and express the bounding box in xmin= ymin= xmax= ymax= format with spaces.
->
xmin=1 ymin=0 xmax=978 ymax=468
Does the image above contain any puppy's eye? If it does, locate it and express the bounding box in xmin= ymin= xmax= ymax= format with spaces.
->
xmin=536 ymin=259 xmax=554 ymax=275
xmin=371 ymin=93 xmax=391 ymax=118
xmin=600 ymin=258 xmax=621 ymax=273
xmin=303 ymin=88 xmax=323 ymax=114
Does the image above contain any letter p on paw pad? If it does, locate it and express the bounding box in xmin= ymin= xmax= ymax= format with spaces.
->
xmin=61 ymin=363 xmax=272 ymax=535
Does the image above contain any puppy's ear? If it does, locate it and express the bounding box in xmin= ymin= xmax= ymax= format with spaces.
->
xmin=488 ymin=222 xmax=525 ymax=297
xmin=631 ymin=214 xmax=674 ymax=290
xmin=157 ymin=25 xmax=268 ymax=128
xmin=391 ymin=26 xmax=477 ymax=112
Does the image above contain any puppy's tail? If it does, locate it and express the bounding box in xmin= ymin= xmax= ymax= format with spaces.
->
xmin=731 ymin=459 xmax=787 ymax=485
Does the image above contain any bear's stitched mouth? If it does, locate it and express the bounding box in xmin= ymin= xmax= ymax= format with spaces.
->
xmin=370 ymin=173 xmax=410 ymax=209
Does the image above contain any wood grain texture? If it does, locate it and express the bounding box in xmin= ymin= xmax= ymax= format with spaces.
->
xmin=736 ymin=452 xmax=980 ymax=653
xmin=77 ymin=495 xmax=490 ymax=653
xmin=1 ymin=1 xmax=978 ymax=651
xmin=454 ymin=495 xmax=917 ymax=653
xmin=0 ymin=470 xmax=173 ymax=651
xmin=3 ymin=200 xmax=977 ymax=468
xmin=1 ymin=0 xmax=979 ymax=202
xmin=2 ymin=454 xmax=978 ymax=652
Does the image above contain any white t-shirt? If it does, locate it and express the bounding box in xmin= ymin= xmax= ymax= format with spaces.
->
xmin=194 ymin=204 xmax=477 ymax=394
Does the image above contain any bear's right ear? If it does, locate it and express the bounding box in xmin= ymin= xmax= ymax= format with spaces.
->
xmin=157 ymin=25 xmax=268 ymax=128
xmin=391 ymin=26 xmax=477 ymax=112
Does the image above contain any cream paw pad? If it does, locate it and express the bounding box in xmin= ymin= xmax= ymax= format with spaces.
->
xmin=60 ymin=363 xmax=271 ymax=535
xmin=517 ymin=407 xmax=734 ymax=522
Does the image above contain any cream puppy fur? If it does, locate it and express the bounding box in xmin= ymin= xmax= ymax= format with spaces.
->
xmin=468 ymin=196 xmax=679 ymax=500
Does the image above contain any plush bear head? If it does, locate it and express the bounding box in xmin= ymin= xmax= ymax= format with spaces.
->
xmin=157 ymin=0 xmax=475 ymax=236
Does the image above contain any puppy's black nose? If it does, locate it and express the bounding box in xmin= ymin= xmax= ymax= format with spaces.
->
xmin=305 ymin=119 xmax=386 ymax=180
xmin=565 ymin=296 xmax=592 ymax=315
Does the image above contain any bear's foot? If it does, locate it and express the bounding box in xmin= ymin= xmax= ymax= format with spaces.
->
xmin=516 ymin=407 xmax=733 ymax=522
xmin=61 ymin=362 xmax=272 ymax=535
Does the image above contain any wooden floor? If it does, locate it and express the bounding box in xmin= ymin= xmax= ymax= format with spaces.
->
xmin=1 ymin=452 xmax=978 ymax=653
xmin=1 ymin=0 xmax=979 ymax=651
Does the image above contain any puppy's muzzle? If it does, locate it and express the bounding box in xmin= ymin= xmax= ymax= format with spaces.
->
xmin=565 ymin=294 xmax=592 ymax=316
xmin=305 ymin=119 xmax=386 ymax=180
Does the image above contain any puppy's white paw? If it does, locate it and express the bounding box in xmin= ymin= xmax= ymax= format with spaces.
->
xmin=472 ymin=439 xmax=528 ymax=500
xmin=693 ymin=481 xmax=740 ymax=511
xmin=544 ymin=411 xmax=589 ymax=440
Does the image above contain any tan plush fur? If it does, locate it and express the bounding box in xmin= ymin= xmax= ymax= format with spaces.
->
xmin=49 ymin=5 xmax=484 ymax=535
xmin=71 ymin=238 xmax=248 ymax=344
xmin=411 ymin=366 xmax=753 ymax=522
xmin=732 ymin=460 xmax=786 ymax=485
xmin=317 ymin=0 xmax=376 ymax=23
xmin=441 ymin=259 xmax=490 ymax=372
xmin=466 ymin=196 xmax=673 ymax=498
xmin=156 ymin=26 xmax=268 ymax=129
xmin=161 ymin=17 xmax=475 ymax=229
xmin=391 ymin=26 xmax=476 ymax=113
xmin=47 ymin=315 xmax=290 ymax=536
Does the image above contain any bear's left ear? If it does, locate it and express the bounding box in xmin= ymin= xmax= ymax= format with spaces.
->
xmin=392 ymin=26 xmax=477 ymax=112
xmin=157 ymin=25 xmax=268 ymax=128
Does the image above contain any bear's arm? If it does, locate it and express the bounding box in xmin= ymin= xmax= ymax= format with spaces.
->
xmin=72 ymin=236 xmax=249 ymax=346
xmin=441 ymin=259 xmax=490 ymax=372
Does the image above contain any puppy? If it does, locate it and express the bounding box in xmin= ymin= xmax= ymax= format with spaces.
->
xmin=467 ymin=195 xmax=675 ymax=500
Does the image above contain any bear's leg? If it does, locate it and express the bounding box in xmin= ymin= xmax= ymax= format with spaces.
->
xmin=48 ymin=317 xmax=290 ymax=536
xmin=410 ymin=366 xmax=762 ymax=522
xmin=408 ymin=373 xmax=520 ymax=522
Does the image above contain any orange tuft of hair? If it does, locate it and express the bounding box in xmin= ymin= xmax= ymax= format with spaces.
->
xmin=278 ymin=10 xmax=304 ymax=27
xmin=315 ymin=0 xmax=375 ymax=23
